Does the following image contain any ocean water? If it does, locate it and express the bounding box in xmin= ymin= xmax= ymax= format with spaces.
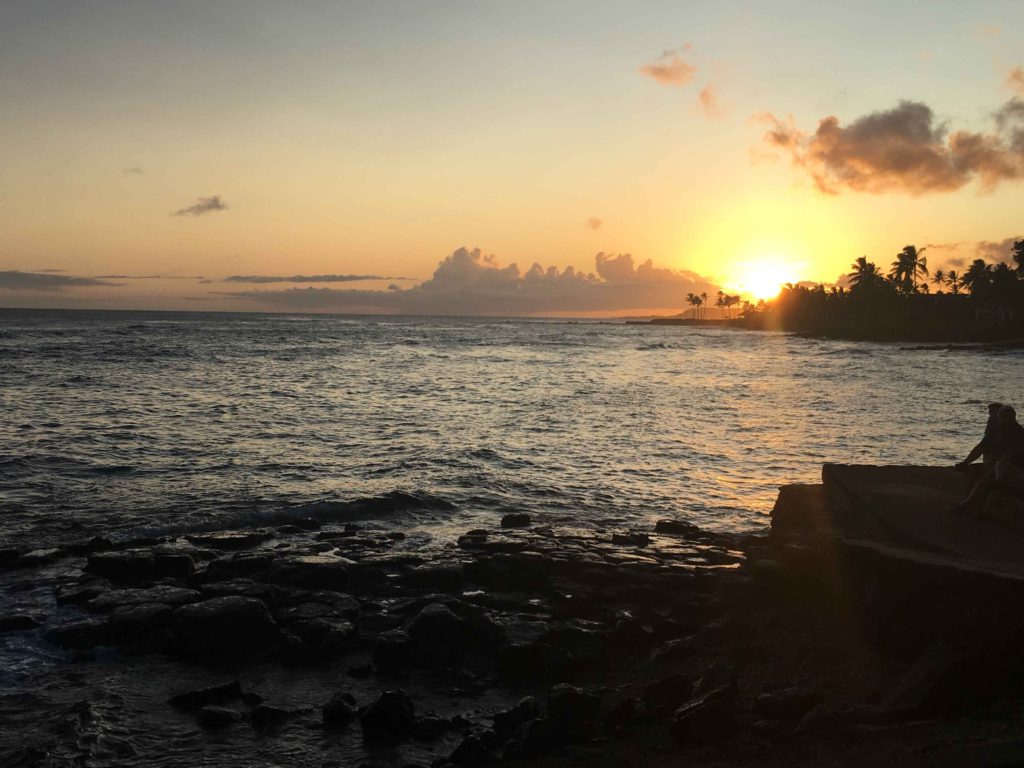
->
xmin=2 ymin=308 xmax=1022 ymax=550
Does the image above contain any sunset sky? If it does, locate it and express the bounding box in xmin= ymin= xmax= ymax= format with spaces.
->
xmin=2 ymin=0 xmax=1023 ymax=315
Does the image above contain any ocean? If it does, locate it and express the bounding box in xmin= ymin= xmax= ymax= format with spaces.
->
xmin=3 ymin=308 xmax=1021 ymax=550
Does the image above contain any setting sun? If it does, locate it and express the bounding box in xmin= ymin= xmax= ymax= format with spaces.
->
xmin=731 ymin=259 xmax=803 ymax=300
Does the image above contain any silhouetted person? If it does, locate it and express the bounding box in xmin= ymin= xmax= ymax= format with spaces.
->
xmin=952 ymin=405 xmax=1024 ymax=516
xmin=955 ymin=402 xmax=1005 ymax=477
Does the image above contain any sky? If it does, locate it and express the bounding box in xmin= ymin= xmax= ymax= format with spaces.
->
xmin=1 ymin=0 xmax=1023 ymax=316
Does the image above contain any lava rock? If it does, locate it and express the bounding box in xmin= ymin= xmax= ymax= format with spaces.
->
xmin=492 ymin=696 xmax=539 ymax=739
xmin=86 ymin=550 xmax=156 ymax=585
xmin=251 ymin=704 xmax=292 ymax=734
xmin=43 ymin=618 xmax=110 ymax=650
xmin=0 ymin=614 xmax=42 ymax=632
xmin=408 ymin=603 xmax=472 ymax=664
xmin=754 ymin=685 xmax=821 ymax=721
xmin=448 ymin=735 xmax=498 ymax=765
xmin=196 ymin=705 xmax=241 ymax=729
xmin=360 ymin=690 xmax=416 ymax=741
xmin=67 ymin=537 xmax=115 ymax=555
xmin=497 ymin=642 xmax=573 ymax=685
xmin=546 ymin=684 xmax=602 ymax=729
xmin=412 ymin=715 xmax=450 ymax=742
xmin=501 ymin=513 xmax=532 ymax=528
xmin=268 ymin=555 xmax=354 ymax=591
xmin=169 ymin=681 xmax=244 ymax=710
xmin=322 ymin=691 xmax=359 ymax=730
xmin=171 ymin=596 xmax=281 ymax=657
xmin=504 ymin=718 xmax=559 ymax=759
xmin=611 ymin=532 xmax=650 ymax=547
xmin=654 ymin=519 xmax=701 ymax=537
xmin=373 ymin=628 xmax=412 ymax=671
xmin=206 ymin=554 xmax=275 ymax=580
xmin=642 ymin=674 xmax=694 ymax=709
xmin=88 ymin=586 xmax=201 ymax=613
xmin=154 ymin=552 xmax=195 ymax=578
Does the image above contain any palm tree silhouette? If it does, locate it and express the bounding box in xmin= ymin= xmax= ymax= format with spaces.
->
xmin=700 ymin=292 xmax=707 ymax=320
xmin=962 ymin=259 xmax=992 ymax=294
xmin=944 ymin=270 xmax=963 ymax=295
xmin=931 ymin=269 xmax=945 ymax=290
xmin=889 ymin=245 xmax=928 ymax=293
xmin=848 ymin=256 xmax=881 ymax=290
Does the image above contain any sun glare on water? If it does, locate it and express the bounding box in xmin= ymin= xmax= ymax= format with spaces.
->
xmin=732 ymin=259 xmax=802 ymax=301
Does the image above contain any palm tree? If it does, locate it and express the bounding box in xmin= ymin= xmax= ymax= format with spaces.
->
xmin=848 ymin=256 xmax=882 ymax=290
xmin=685 ymin=292 xmax=698 ymax=319
xmin=889 ymin=245 xmax=928 ymax=293
xmin=962 ymin=258 xmax=992 ymax=294
xmin=944 ymin=270 xmax=963 ymax=295
xmin=1012 ymin=240 xmax=1024 ymax=275
xmin=931 ymin=269 xmax=945 ymax=290
xmin=700 ymin=292 xmax=708 ymax=320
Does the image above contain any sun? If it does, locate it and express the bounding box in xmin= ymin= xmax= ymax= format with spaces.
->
xmin=732 ymin=259 xmax=802 ymax=301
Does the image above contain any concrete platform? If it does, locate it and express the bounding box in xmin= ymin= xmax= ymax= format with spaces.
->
xmin=772 ymin=464 xmax=1024 ymax=581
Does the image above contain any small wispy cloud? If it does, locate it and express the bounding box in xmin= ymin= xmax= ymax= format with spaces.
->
xmin=639 ymin=44 xmax=696 ymax=86
xmin=223 ymin=274 xmax=413 ymax=284
xmin=122 ymin=166 xmax=145 ymax=175
xmin=698 ymin=84 xmax=722 ymax=119
xmin=585 ymin=217 xmax=603 ymax=231
xmin=0 ymin=271 xmax=120 ymax=291
xmin=172 ymin=195 xmax=228 ymax=217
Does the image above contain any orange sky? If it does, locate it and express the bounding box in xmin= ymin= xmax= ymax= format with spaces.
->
xmin=1 ymin=2 xmax=1022 ymax=314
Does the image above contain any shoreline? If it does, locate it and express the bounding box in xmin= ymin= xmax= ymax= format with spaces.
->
xmin=4 ymin=466 xmax=1023 ymax=766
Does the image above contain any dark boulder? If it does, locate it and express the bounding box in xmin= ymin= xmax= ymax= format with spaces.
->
xmin=360 ymin=690 xmax=416 ymax=741
xmin=546 ymin=684 xmax=602 ymax=730
xmin=43 ymin=618 xmax=110 ymax=650
xmin=0 ymin=615 xmax=41 ymax=632
xmin=611 ymin=532 xmax=650 ymax=547
xmin=654 ymin=519 xmax=702 ymax=537
xmin=448 ymin=735 xmax=498 ymax=765
xmin=108 ymin=602 xmax=174 ymax=644
xmin=504 ymin=718 xmax=559 ymax=759
xmin=86 ymin=550 xmax=156 ymax=585
xmin=196 ymin=705 xmax=241 ymax=729
xmin=412 ymin=715 xmax=451 ymax=742
xmin=168 ymin=680 xmax=244 ymax=710
xmin=497 ymin=643 xmax=573 ymax=685
xmin=267 ymin=555 xmax=354 ymax=591
xmin=88 ymin=586 xmax=201 ymax=613
xmin=492 ymin=696 xmax=538 ymax=739
xmin=154 ymin=552 xmax=195 ymax=578
xmin=322 ymin=691 xmax=359 ymax=730
xmin=251 ymin=705 xmax=292 ymax=734
xmin=669 ymin=663 xmax=739 ymax=744
xmin=642 ymin=674 xmax=694 ymax=709
xmin=754 ymin=685 xmax=821 ymax=721
xmin=373 ymin=628 xmax=413 ymax=671
xmin=55 ymin=584 xmax=106 ymax=606
xmin=407 ymin=603 xmax=472 ymax=664
xmin=501 ymin=513 xmax=532 ymax=528
xmin=206 ymin=554 xmax=275 ymax=580
xmin=284 ymin=618 xmax=357 ymax=662
xmin=171 ymin=596 xmax=281 ymax=658
xmin=67 ymin=537 xmax=114 ymax=555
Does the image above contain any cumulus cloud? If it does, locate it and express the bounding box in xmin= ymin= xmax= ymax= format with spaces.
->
xmin=172 ymin=195 xmax=228 ymax=217
xmin=639 ymin=45 xmax=696 ymax=86
xmin=223 ymin=273 xmax=411 ymax=284
xmin=585 ymin=217 xmax=603 ymax=230
xmin=0 ymin=271 xmax=120 ymax=291
xmin=759 ymin=99 xmax=1024 ymax=194
xmin=218 ymin=247 xmax=717 ymax=316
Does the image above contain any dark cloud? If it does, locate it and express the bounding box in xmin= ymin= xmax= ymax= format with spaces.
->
xmin=223 ymin=274 xmax=411 ymax=284
xmin=94 ymin=274 xmax=162 ymax=279
xmin=218 ymin=247 xmax=717 ymax=316
xmin=977 ymin=236 xmax=1023 ymax=262
xmin=760 ymin=99 xmax=1024 ymax=194
xmin=0 ymin=271 xmax=120 ymax=291
xmin=122 ymin=166 xmax=145 ymax=175
xmin=639 ymin=45 xmax=696 ymax=86
xmin=585 ymin=217 xmax=603 ymax=230
xmin=172 ymin=195 xmax=228 ymax=217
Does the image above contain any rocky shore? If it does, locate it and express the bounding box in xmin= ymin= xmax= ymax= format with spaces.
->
xmin=4 ymin=472 xmax=1024 ymax=766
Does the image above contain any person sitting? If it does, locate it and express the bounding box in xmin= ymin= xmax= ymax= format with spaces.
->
xmin=951 ymin=405 xmax=1024 ymax=517
xmin=955 ymin=401 xmax=1005 ymax=478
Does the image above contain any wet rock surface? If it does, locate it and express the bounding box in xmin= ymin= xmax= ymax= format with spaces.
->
xmin=8 ymin=474 xmax=1024 ymax=767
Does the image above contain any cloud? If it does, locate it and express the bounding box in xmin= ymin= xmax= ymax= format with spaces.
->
xmin=122 ymin=166 xmax=145 ymax=175
xmin=218 ymin=247 xmax=718 ymax=316
xmin=1008 ymin=67 xmax=1024 ymax=97
xmin=223 ymin=273 xmax=411 ymax=284
xmin=759 ymin=98 xmax=1024 ymax=194
xmin=698 ymin=85 xmax=722 ymax=119
xmin=976 ymin=236 xmax=1023 ymax=262
xmin=172 ymin=195 xmax=228 ymax=217
xmin=639 ymin=45 xmax=696 ymax=86
xmin=585 ymin=217 xmax=603 ymax=230
xmin=0 ymin=271 xmax=120 ymax=291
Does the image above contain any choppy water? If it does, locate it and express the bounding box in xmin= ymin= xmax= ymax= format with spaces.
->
xmin=2 ymin=308 xmax=1022 ymax=549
